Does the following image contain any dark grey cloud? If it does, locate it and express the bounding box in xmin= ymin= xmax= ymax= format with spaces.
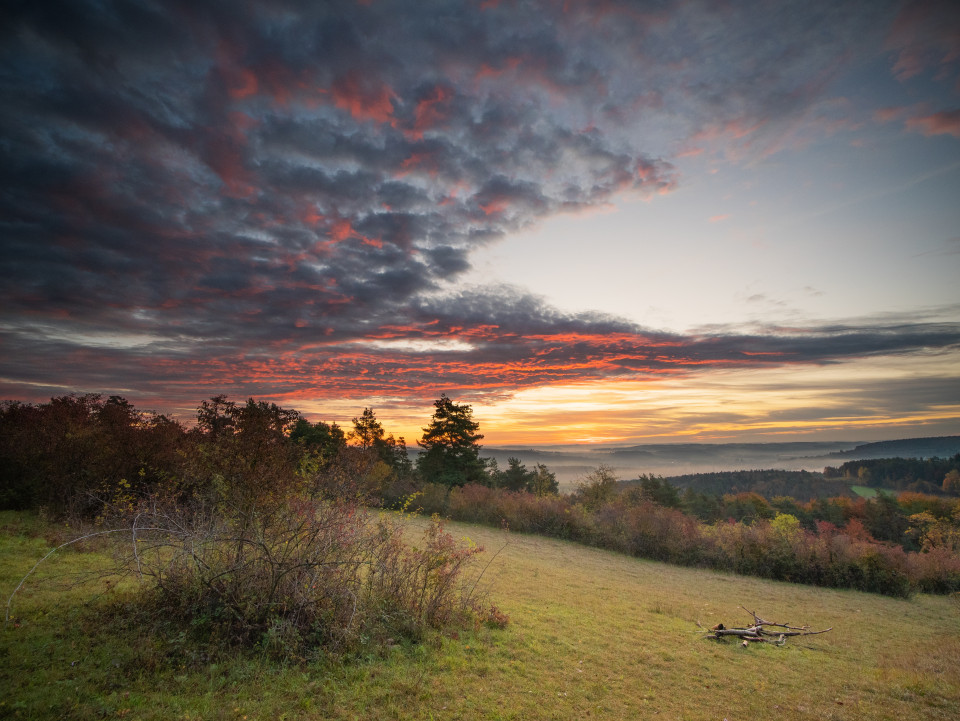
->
xmin=1 ymin=0 xmax=675 ymax=336
xmin=1 ymin=0 xmax=956 ymax=415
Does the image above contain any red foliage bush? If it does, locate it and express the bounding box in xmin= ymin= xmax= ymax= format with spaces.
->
xmin=433 ymin=482 xmax=955 ymax=598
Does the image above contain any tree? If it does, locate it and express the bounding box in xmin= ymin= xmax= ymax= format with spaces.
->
xmin=236 ymin=398 xmax=300 ymax=439
xmin=388 ymin=435 xmax=413 ymax=478
xmin=529 ymin=463 xmax=559 ymax=496
xmin=863 ymin=492 xmax=908 ymax=543
xmin=638 ymin=474 xmax=681 ymax=508
xmin=574 ymin=465 xmax=619 ymax=511
xmin=196 ymin=394 xmax=237 ymax=437
xmin=416 ymin=395 xmax=487 ymax=487
xmin=349 ymin=408 xmax=385 ymax=450
xmin=290 ymin=418 xmax=346 ymax=466
xmin=348 ymin=408 xmax=411 ymax=476
xmin=943 ymin=469 xmax=960 ymax=495
xmin=188 ymin=396 xmax=304 ymax=513
xmin=495 ymin=457 xmax=535 ymax=491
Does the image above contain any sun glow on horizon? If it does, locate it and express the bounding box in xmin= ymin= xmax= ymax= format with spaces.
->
xmin=266 ymin=349 xmax=960 ymax=447
xmin=454 ymin=351 xmax=960 ymax=446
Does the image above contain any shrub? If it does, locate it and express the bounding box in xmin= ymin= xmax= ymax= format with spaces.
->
xmin=426 ymin=477 xmax=957 ymax=598
xmin=116 ymin=495 xmax=490 ymax=657
xmin=907 ymin=546 xmax=960 ymax=594
xmin=415 ymin=483 xmax=452 ymax=516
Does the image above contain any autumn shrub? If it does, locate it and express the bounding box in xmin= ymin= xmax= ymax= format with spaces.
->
xmin=114 ymin=493 xmax=490 ymax=658
xmin=379 ymin=472 xmax=421 ymax=509
xmin=414 ymin=482 xmax=452 ymax=516
xmin=605 ymin=501 xmax=703 ymax=564
xmin=508 ymin=491 xmax=580 ymax=538
xmin=437 ymin=482 xmax=930 ymax=597
xmin=846 ymin=546 xmax=912 ymax=597
xmin=445 ymin=484 xmax=592 ymax=541
xmin=447 ymin=483 xmax=495 ymax=523
xmin=362 ymin=514 xmax=487 ymax=638
xmin=906 ymin=546 xmax=960 ymax=594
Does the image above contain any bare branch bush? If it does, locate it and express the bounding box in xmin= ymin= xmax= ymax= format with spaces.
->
xmin=99 ymin=490 xmax=493 ymax=659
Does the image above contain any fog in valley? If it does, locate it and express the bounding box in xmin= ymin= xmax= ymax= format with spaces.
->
xmin=473 ymin=437 xmax=960 ymax=490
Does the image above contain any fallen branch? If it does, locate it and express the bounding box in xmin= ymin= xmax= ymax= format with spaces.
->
xmin=700 ymin=606 xmax=832 ymax=646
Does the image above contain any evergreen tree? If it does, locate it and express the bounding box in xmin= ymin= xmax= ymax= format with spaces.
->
xmin=416 ymin=395 xmax=487 ymax=487
xmin=349 ymin=407 xmax=410 ymax=475
xmin=496 ymin=457 xmax=535 ymax=491
xmin=349 ymin=408 xmax=384 ymax=450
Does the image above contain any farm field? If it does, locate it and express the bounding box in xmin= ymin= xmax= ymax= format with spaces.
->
xmin=2 ymin=511 xmax=959 ymax=720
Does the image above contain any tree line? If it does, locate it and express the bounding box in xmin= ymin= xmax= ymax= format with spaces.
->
xmin=645 ymin=469 xmax=855 ymax=500
xmin=824 ymin=456 xmax=960 ymax=494
xmin=2 ymin=392 xmax=958 ymax=600
xmin=409 ymin=468 xmax=960 ymax=597
xmin=618 ymin=474 xmax=957 ymax=553
xmin=0 ymin=392 xmax=554 ymax=516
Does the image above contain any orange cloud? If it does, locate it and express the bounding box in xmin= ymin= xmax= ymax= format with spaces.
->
xmin=331 ymin=71 xmax=396 ymax=124
xmin=330 ymin=219 xmax=354 ymax=242
xmin=479 ymin=198 xmax=508 ymax=215
xmin=301 ymin=206 xmax=324 ymax=226
xmin=398 ymin=150 xmax=440 ymax=177
xmin=227 ymin=67 xmax=259 ymax=99
xmin=408 ymin=85 xmax=453 ymax=139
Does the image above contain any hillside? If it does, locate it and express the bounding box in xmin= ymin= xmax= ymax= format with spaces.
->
xmin=3 ymin=512 xmax=958 ymax=720
xmin=629 ymin=468 xmax=856 ymax=499
xmin=824 ymin=436 xmax=960 ymax=460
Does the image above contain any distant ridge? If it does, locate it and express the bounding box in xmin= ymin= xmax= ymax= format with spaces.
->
xmin=606 ymin=441 xmax=854 ymax=456
xmin=824 ymin=436 xmax=960 ymax=460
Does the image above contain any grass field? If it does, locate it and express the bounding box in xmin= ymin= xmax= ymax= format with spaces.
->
xmin=850 ymin=486 xmax=880 ymax=498
xmin=2 ymin=510 xmax=959 ymax=720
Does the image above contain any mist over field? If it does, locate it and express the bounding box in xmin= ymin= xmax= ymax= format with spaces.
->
xmin=479 ymin=436 xmax=960 ymax=488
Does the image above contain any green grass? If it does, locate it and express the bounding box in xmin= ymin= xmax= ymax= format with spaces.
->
xmin=851 ymin=485 xmax=880 ymax=498
xmin=3 ymin=510 xmax=959 ymax=720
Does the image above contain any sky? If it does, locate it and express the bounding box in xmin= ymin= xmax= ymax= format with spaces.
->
xmin=2 ymin=0 xmax=959 ymax=446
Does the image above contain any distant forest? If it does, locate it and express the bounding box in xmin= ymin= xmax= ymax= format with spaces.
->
xmin=641 ymin=456 xmax=960 ymax=500
xmin=640 ymin=469 xmax=853 ymax=499
xmin=825 ymin=457 xmax=960 ymax=493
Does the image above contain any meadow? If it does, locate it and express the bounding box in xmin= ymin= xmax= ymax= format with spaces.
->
xmin=3 ymin=510 xmax=958 ymax=720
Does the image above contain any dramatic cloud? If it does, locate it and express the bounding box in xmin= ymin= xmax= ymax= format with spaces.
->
xmin=1 ymin=0 xmax=958 ymax=437
xmin=2 ymin=0 xmax=680 ymax=337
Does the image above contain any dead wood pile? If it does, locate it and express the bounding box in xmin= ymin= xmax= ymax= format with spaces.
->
xmin=701 ymin=606 xmax=832 ymax=647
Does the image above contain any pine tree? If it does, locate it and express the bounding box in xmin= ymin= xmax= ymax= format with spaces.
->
xmin=416 ymin=395 xmax=487 ymax=487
